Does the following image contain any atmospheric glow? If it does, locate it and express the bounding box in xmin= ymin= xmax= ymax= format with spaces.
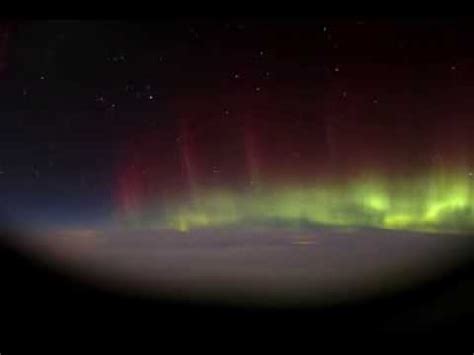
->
xmin=117 ymin=169 xmax=474 ymax=233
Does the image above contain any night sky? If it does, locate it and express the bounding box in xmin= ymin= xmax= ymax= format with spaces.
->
xmin=1 ymin=19 xmax=474 ymax=234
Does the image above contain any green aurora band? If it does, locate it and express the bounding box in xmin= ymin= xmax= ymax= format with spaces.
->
xmin=119 ymin=168 xmax=474 ymax=234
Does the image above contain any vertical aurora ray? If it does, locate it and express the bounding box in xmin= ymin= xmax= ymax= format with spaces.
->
xmin=243 ymin=118 xmax=262 ymax=189
xmin=179 ymin=117 xmax=198 ymax=198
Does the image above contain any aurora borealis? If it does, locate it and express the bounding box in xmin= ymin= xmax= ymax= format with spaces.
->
xmin=2 ymin=18 xmax=474 ymax=313
xmin=118 ymin=172 xmax=474 ymax=233
xmin=116 ymin=89 xmax=474 ymax=234
xmin=2 ymin=19 xmax=474 ymax=236
xmin=3 ymin=19 xmax=474 ymax=341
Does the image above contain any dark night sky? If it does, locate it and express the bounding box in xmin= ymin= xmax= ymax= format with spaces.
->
xmin=1 ymin=19 xmax=474 ymax=232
